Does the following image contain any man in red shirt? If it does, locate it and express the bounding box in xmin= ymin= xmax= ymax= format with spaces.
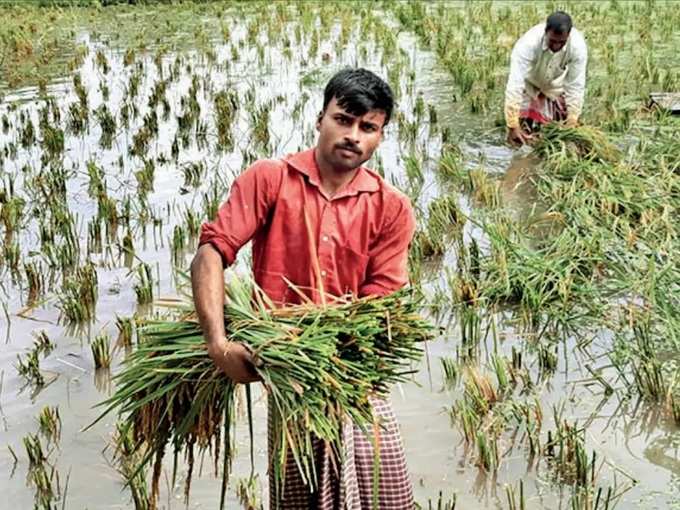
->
xmin=191 ymin=68 xmax=416 ymax=508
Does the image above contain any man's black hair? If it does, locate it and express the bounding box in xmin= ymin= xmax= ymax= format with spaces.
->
xmin=322 ymin=68 xmax=394 ymax=126
xmin=546 ymin=11 xmax=573 ymax=34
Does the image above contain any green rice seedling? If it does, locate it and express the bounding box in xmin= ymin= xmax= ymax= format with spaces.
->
xmin=121 ymin=229 xmax=135 ymax=267
xmin=88 ymin=276 xmax=433 ymax=509
xmin=29 ymin=462 xmax=61 ymax=510
xmin=68 ymin=101 xmax=88 ymax=135
xmin=404 ymin=153 xmax=424 ymax=200
xmin=38 ymin=406 xmax=61 ymax=445
xmin=42 ymin=125 xmax=65 ymax=161
xmin=183 ymin=207 xmax=202 ymax=239
xmin=214 ymin=90 xmax=238 ymax=151
xmin=475 ymin=430 xmax=498 ymax=472
xmin=438 ymin=143 xmax=466 ymax=184
xmin=24 ymin=260 xmax=45 ymax=304
xmin=135 ymin=159 xmax=155 ymax=195
xmin=428 ymin=103 xmax=438 ymax=126
xmin=95 ymin=104 xmax=117 ymax=149
xmin=544 ymin=413 xmax=595 ymax=488
xmin=116 ymin=316 xmax=136 ymax=349
xmin=95 ymin=49 xmax=110 ymax=74
xmin=134 ymin=263 xmax=153 ymax=305
xmin=23 ymin=432 xmax=47 ymax=468
xmin=411 ymin=229 xmax=446 ymax=259
xmin=491 ymin=354 xmax=511 ymax=394
xmin=441 ymin=356 xmax=459 ymax=389
xmin=112 ymin=422 xmax=151 ymax=510
xmin=87 ymin=219 xmax=103 ymax=254
xmin=249 ymin=103 xmax=272 ymax=152
xmin=58 ymin=262 xmax=98 ymax=323
xmin=4 ymin=239 xmax=21 ymax=276
xmin=172 ymin=224 xmax=187 ymax=264
xmin=462 ymin=367 xmax=499 ymax=416
xmin=180 ymin=162 xmax=205 ymax=189
xmin=0 ymin=195 xmax=25 ymax=238
xmin=97 ymin=194 xmax=119 ymax=242
xmin=131 ymin=112 xmax=158 ymax=158
xmin=86 ymin=160 xmax=106 ymax=198
xmin=468 ymin=168 xmax=501 ymax=208
xmin=19 ymin=115 xmax=36 ymax=149
xmin=16 ymin=349 xmax=44 ymax=387
xmin=537 ymin=343 xmax=558 ymax=378
xmin=73 ymin=73 xmax=88 ymax=110
xmin=427 ymin=195 xmax=465 ymax=239
xmin=202 ymin=186 xmax=222 ymax=221
xmin=91 ymin=334 xmax=112 ymax=369
xmin=33 ymin=330 xmax=55 ymax=357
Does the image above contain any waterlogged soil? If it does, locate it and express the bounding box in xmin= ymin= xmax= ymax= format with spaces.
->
xmin=1 ymin=3 xmax=679 ymax=509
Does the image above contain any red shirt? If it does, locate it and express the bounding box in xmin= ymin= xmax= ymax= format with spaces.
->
xmin=199 ymin=148 xmax=416 ymax=305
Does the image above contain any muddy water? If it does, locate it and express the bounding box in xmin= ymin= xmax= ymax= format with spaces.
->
xmin=1 ymin=7 xmax=679 ymax=510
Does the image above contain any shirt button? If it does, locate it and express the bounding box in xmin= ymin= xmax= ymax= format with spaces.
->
xmin=321 ymin=270 xmax=327 ymax=277
xmin=322 ymin=235 xmax=329 ymax=242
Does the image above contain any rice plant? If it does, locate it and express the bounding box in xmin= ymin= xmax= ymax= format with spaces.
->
xmin=88 ymin=276 xmax=433 ymax=508
xmin=116 ymin=316 xmax=136 ymax=349
xmin=16 ymin=348 xmax=44 ymax=387
xmin=544 ymin=414 xmax=596 ymax=488
xmin=134 ymin=263 xmax=154 ymax=305
xmin=112 ymin=422 xmax=151 ymax=510
xmin=58 ymin=262 xmax=98 ymax=323
xmin=38 ymin=406 xmax=61 ymax=445
xmin=91 ymin=334 xmax=112 ymax=369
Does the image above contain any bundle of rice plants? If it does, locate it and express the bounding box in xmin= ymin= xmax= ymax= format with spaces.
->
xmin=88 ymin=275 xmax=433 ymax=509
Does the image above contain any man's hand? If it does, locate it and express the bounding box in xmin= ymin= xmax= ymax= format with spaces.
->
xmin=507 ymin=126 xmax=535 ymax=146
xmin=207 ymin=338 xmax=260 ymax=384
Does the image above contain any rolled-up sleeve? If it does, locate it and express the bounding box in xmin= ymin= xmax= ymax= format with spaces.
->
xmin=505 ymin=35 xmax=535 ymax=129
xmin=359 ymin=195 xmax=416 ymax=297
xmin=198 ymin=160 xmax=283 ymax=267
xmin=564 ymin=33 xmax=588 ymax=124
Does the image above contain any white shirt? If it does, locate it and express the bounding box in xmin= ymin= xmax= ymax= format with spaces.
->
xmin=504 ymin=23 xmax=588 ymax=128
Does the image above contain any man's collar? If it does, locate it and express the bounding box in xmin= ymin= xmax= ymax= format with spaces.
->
xmin=284 ymin=148 xmax=380 ymax=198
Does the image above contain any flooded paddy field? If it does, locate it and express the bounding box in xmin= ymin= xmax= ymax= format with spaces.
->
xmin=1 ymin=1 xmax=679 ymax=508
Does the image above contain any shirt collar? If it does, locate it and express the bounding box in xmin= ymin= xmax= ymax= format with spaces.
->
xmin=284 ymin=148 xmax=380 ymax=198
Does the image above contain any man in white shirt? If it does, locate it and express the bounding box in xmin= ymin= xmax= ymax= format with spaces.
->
xmin=504 ymin=11 xmax=588 ymax=145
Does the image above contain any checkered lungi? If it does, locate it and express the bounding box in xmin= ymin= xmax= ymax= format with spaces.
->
xmin=520 ymin=92 xmax=567 ymax=128
xmin=268 ymin=397 xmax=414 ymax=509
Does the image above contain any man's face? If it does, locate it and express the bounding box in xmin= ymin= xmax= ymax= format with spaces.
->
xmin=545 ymin=29 xmax=570 ymax=53
xmin=316 ymin=97 xmax=386 ymax=173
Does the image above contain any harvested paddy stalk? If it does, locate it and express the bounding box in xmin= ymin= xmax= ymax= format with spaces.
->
xmin=89 ymin=275 xmax=433 ymax=509
xmin=532 ymin=124 xmax=619 ymax=164
xmin=58 ymin=262 xmax=98 ymax=323
xmin=116 ymin=316 xmax=136 ymax=349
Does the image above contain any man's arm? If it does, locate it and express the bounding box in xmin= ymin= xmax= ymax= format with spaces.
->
xmin=505 ymin=33 xmax=536 ymax=144
xmin=359 ymin=194 xmax=416 ymax=298
xmin=191 ymin=244 xmax=258 ymax=383
xmin=191 ymin=159 xmax=283 ymax=383
xmin=563 ymin=34 xmax=588 ymax=127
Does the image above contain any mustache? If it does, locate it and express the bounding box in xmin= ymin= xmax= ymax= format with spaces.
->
xmin=335 ymin=142 xmax=361 ymax=154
